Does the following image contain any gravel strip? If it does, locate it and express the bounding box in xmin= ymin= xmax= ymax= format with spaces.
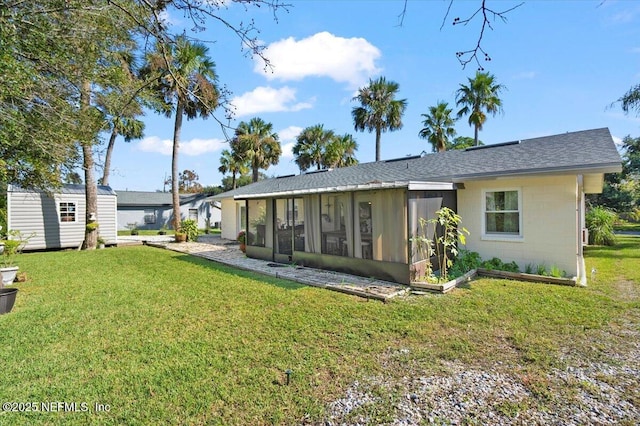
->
xmin=322 ymin=322 xmax=640 ymax=425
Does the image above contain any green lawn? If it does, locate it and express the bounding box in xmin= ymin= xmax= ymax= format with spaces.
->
xmin=615 ymin=222 xmax=640 ymax=233
xmin=0 ymin=236 xmax=638 ymax=425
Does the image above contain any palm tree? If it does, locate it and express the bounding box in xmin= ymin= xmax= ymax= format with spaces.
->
xmin=455 ymin=71 xmax=505 ymax=146
xmin=97 ymin=50 xmax=146 ymax=187
xmin=352 ymin=76 xmax=407 ymax=161
xmin=293 ymin=124 xmax=335 ymax=171
xmin=418 ymin=101 xmax=457 ymax=153
xmin=234 ymin=117 xmax=281 ymax=182
xmin=218 ymin=142 xmax=248 ymax=190
xmin=325 ymin=133 xmax=359 ymax=168
xmin=99 ymin=93 xmax=145 ymax=186
xmin=143 ymin=35 xmax=220 ymax=230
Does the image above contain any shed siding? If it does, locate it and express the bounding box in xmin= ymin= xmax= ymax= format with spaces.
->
xmin=457 ymin=175 xmax=578 ymax=277
xmin=8 ymin=190 xmax=117 ymax=250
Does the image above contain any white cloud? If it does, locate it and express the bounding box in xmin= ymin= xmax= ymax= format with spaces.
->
xmin=613 ymin=135 xmax=624 ymax=147
xmin=255 ymin=31 xmax=382 ymax=88
xmin=230 ymin=86 xmax=314 ymax=117
xmin=136 ymin=136 xmax=225 ymax=156
xmin=278 ymin=125 xmax=303 ymax=141
xmin=512 ymin=71 xmax=538 ymax=80
xmin=276 ymin=126 xmax=303 ymax=159
xmin=281 ymin=142 xmax=295 ymax=159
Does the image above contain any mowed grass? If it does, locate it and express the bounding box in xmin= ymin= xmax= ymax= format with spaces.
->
xmin=0 ymin=236 xmax=638 ymax=425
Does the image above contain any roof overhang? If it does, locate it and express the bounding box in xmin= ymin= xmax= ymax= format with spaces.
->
xmin=451 ymin=163 xmax=622 ymax=183
xmin=234 ymin=180 xmax=457 ymax=200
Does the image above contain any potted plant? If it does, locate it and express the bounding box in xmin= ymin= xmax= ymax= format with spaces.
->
xmin=0 ymin=229 xmax=29 ymax=315
xmin=97 ymin=236 xmax=106 ymax=249
xmin=237 ymin=230 xmax=247 ymax=253
xmin=126 ymin=222 xmax=139 ymax=236
xmin=158 ymin=224 xmax=167 ymax=235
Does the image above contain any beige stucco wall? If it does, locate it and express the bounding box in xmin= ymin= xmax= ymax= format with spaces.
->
xmin=457 ymin=175 xmax=579 ymax=277
xmin=220 ymin=198 xmax=244 ymax=241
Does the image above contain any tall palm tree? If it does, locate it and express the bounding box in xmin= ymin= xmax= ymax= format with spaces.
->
xmin=418 ymin=101 xmax=457 ymax=153
xmin=455 ymin=71 xmax=505 ymax=146
xmin=325 ymin=133 xmax=359 ymax=168
xmin=144 ymin=35 xmax=220 ymax=230
xmin=99 ymin=93 xmax=145 ymax=186
xmin=218 ymin=141 xmax=248 ymax=190
xmin=352 ymin=76 xmax=407 ymax=161
xmin=234 ymin=117 xmax=281 ymax=182
xmin=97 ymin=50 xmax=146 ymax=187
xmin=293 ymin=124 xmax=335 ymax=171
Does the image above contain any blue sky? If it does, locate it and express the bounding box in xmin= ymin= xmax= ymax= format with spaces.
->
xmin=103 ymin=0 xmax=640 ymax=192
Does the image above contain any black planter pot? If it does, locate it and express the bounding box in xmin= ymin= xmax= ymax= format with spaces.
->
xmin=0 ymin=288 xmax=18 ymax=315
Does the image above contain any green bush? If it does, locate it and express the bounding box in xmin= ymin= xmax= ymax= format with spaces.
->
xmin=480 ymin=257 xmax=520 ymax=273
xmin=180 ymin=219 xmax=199 ymax=242
xmin=586 ymin=206 xmax=616 ymax=246
xmin=449 ymin=250 xmax=482 ymax=278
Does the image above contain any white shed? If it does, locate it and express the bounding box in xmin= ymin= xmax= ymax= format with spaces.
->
xmin=7 ymin=184 xmax=117 ymax=250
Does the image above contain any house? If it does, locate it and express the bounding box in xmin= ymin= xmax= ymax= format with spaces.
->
xmin=7 ymin=184 xmax=118 ymax=250
xmin=213 ymin=128 xmax=622 ymax=285
xmin=115 ymin=191 xmax=221 ymax=231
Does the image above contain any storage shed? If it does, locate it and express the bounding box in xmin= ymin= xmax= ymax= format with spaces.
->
xmin=7 ymin=184 xmax=117 ymax=250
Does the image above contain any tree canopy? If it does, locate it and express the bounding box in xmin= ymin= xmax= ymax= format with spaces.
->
xmin=352 ymin=76 xmax=407 ymax=162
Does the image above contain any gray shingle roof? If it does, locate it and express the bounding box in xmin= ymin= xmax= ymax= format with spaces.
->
xmin=8 ymin=184 xmax=116 ymax=196
xmin=115 ymin=191 xmax=208 ymax=207
xmin=215 ymin=128 xmax=622 ymax=200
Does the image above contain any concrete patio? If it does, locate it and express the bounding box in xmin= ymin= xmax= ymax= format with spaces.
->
xmin=117 ymin=234 xmax=409 ymax=302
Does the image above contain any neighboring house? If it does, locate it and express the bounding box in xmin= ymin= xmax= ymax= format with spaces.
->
xmin=7 ymin=184 xmax=117 ymax=250
xmin=214 ymin=128 xmax=621 ymax=285
xmin=115 ymin=191 xmax=221 ymax=231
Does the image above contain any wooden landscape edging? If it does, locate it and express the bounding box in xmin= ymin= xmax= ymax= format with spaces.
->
xmin=476 ymin=268 xmax=578 ymax=286
xmin=411 ymin=267 xmax=578 ymax=293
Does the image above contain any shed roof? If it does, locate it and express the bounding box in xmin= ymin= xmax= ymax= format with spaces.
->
xmin=215 ymin=128 xmax=622 ymax=200
xmin=8 ymin=184 xmax=116 ymax=196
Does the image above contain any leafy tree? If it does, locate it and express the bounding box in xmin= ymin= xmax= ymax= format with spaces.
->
xmin=447 ymin=136 xmax=483 ymax=150
xmin=352 ymin=76 xmax=407 ymax=161
xmin=325 ymin=134 xmax=359 ymax=168
xmin=419 ymin=101 xmax=457 ymax=153
xmin=179 ymin=169 xmax=203 ymax=193
xmin=234 ymin=117 xmax=281 ymax=183
xmin=143 ymin=36 xmax=220 ymax=229
xmin=96 ymin=50 xmax=147 ymax=187
xmin=456 ymin=71 xmax=505 ymax=146
xmin=221 ymin=173 xmax=264 ymax=191
xmin=589 ymin=136 xmax=640 ymax=214
xmin=293 ymin=125 xmax=336 ymax=171
xmin=618 ymin=84 xmax=640 ymax=116
xmin=218 ymin=138 xmax=249 ymax=190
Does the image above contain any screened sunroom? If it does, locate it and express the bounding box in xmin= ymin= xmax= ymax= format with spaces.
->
xmin=239 ymin=185 xmax=456 ymax=284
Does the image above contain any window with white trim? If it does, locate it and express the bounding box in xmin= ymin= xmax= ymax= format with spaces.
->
xmin=59 ymin=202 xmax=76 ymax=222
xmin=484 ymin=190 xmax=521 ymax=236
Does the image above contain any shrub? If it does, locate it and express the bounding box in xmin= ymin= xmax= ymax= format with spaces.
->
xmin=180 ymin=219 xmax=199 ymax=242
xmin=586 ymin=206 xmax=616 ymax=246
xmin=449 ymin=250 xmax=482 ymax=278
xmin=480 ymin=257 xmax=520 ymax=273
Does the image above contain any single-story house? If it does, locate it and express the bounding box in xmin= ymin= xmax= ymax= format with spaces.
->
xmin=213 ymin=128 xmax=621 ymax=285
xmin=115 ymin=190 xmax=221 ymax=231
xmin=7 ymin=184 xmax=118 ymax=250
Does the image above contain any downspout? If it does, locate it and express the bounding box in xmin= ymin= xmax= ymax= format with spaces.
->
xmin=577 ymin=175 xmax=587 ymax=286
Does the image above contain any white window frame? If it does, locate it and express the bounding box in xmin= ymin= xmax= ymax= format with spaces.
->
xmin=481 ymin=188 xmax=523 ymax=241
xmin=59 ymin=202 xmax=77 ymax=223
